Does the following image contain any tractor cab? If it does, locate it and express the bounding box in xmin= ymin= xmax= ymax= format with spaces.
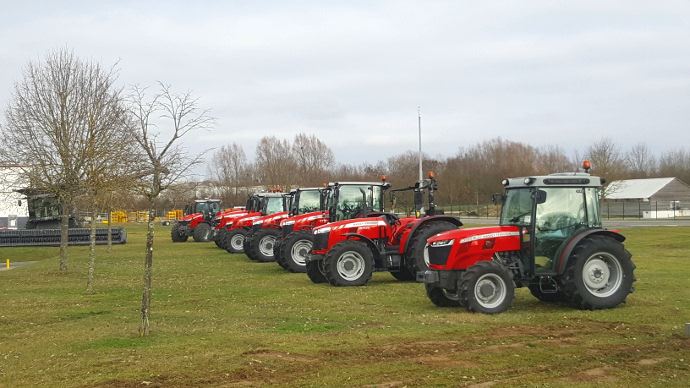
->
xmin=289 ymin=187 xmax=327 ymax=217
xmin=497 ymin=173 xmax=603 ymax=276
xmin=259 ymin=192 xmax=289 ymax=215
xmin=423 ymin=162 xmax=635 ymax=314
xmin=186 ymin=199 xmax=222 ymax=220
xmin=325 ymin=181 xmax=390 ymax=222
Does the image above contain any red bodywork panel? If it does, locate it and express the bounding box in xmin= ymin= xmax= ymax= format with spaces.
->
xmin=181 ymin=212 xmax=221 ymax=229
xmin=311 ymin=215 xmax=421 ymax=255
xmin=213 ymin=210 xmax=250 ymax=230
xmin=253 ymin=211 xmax=289 ymax=229
xmin=280 ymin=211 xmax=329 ymax=231
xmin=426 ymin=226 xmax=522 ymax=270
xmin=227 ymin=213 xmax=264 ymax=230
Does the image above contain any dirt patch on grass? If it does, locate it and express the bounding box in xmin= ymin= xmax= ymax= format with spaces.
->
xmin=242 ymin=348 xmax=316 ymax=363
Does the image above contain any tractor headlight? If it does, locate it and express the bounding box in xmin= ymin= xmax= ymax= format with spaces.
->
xmin=423 ymin=245 xmax=431 ymax=266
xmin=281 ymin=220 xmax=295 ymax=227
xmin=429 ymin=239 xmax=454 ymax=247
xmin=313 ymin=226 xmax=331 ymax=235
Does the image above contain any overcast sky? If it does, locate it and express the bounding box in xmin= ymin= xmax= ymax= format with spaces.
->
xmin=1 ymin=0 xmax=689 ymax=169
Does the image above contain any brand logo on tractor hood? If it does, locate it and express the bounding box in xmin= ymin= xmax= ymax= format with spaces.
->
xmin=332 ymin=220 xmax=387 ymax=230
xmin=458 ymin=231 xmax=520 ymax=244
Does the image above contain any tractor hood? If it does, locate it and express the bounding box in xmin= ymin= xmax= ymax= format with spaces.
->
xmin=252 ymin=211 xmax=289 ymax=226
xmin=312 ymin=217 xmax=387 ymax=235
xmin=427 ymin=225 xmax=521 ymax=245
xmin=280 ymin=211 xmax=327 ymax=227
xmin=181 ymin=213 xmax=203 ymax=222
xmin=234 ymin=214 xmax=264 ymax=227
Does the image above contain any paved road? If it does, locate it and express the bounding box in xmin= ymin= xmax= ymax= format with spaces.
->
xmin=460 ymin=217 xmax=690 ymax=228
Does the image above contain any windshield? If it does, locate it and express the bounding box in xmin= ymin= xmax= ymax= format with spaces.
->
xmin=297 ymin=190 xmax=322 ymax=214
xmin=195 ymin=202 xmax=220 ymax=214
xmin=335 ymin=184 xmax=384 ymax=221
xmin=500 ymin=189 xmax=533 ymax=225
xmin=265 ymin=197 xmax=284 ymax=214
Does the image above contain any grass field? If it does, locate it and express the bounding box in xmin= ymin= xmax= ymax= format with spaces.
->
xmin=1 ymin=224 xmax=689 ymax=387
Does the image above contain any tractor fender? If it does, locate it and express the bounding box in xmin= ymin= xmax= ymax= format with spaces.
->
xmin=553 ymin=228 xmax=626 ymax=274
xmin=343 ymin=232 xmax=381 ymax=262
xmin=402 ymin=215 xmax=462 ymax=256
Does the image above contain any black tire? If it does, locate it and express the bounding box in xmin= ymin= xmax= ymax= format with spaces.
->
xmin=214 ymin=229 xmax=227 ymax=249
xmin=171 ymin=224 xmax=188 ymax=242
xmin=406 ymin=221 xmax=458 ymax=276
xmin=323 ymin=240 xmax=374 ymax=287
xmin=459 ymin=261 xmax=515 ymax=314
xmin=390 ymin=267 xmax=415 ymax=281
xmin=559 ymin=235 xmax=635 ymax=310
xmin=248 ymin=229 xmax=280 ymax=262
xmin=528 ymin=283 xmax=563 ymax=303
xmin=306 ymin=260 xmax=327 ymax=284
xmin=224 ymin=229 xmax=247 ymax=253
xmin=273 ymin=237 xmax=287 ymax=268
xmin=192 ymin=223 xmax=212 ymax=242
xmin=425 ymin=283 xmax=461 ymax=307
xmin=279 ymin=230 xmax=314 ymax=273
xmin=243 ymin=232 xmax=255 ymax=259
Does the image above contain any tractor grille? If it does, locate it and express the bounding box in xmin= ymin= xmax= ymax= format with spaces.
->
xmin=282 ymin=224 xmax=293 ymax=237
xmin=428 ymin=245 xmax=452 ymax=266
xmin=313 ymin=232 xmax=329 ymax=251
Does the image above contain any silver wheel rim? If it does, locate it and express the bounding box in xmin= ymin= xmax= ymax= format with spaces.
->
xmin=259 ymin=235 xmax=276 ymax=257
xmin=336 ymin=251 xmax=365 ymax=281
xmin=582 ymin=252 xmax=623 ymax=298
xmin=230 ymin=234 xmax=244 ymax=250
xmin=290 ymin=239 xmax=312 ymax=266
xmin=474 ymin=273 xmax=507 ymax=309
xmin=442 ymin=289 xmax=459 ymax=301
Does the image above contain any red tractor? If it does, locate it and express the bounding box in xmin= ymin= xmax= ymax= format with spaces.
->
xmin=244 ymin=188 xmax=325 ymax=263
xmin=170 ymin=199 xmax=222 ymax=242
xmin=213 ymin=194 xmax=263 ymax=249
xmin=421 ymin=163 xmax=636 ymax=314
xmin=223 ymin=192 xmax=288 ymax=254
xmin=306 ymin=174 xmax=461 ymax=286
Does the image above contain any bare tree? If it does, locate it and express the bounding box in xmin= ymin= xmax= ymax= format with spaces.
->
xmin=209 ymin=143 xmax=247 ymax=204
xmin=0 ymin=49 xmax=123 ymax=272
xmin=129 ymin=83 xmax=213 ymax=336
xmin=255 ymin=136 xmax=296 ymax=188
xmin=586 ymin=138 xmax=627 ymax=181
xmin=626 ymin=143 xmax=656 ymax=178
xmin=292 ymin=133 xmax=335 ymax=186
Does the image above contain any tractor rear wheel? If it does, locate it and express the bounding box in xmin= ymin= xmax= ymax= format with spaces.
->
xmin=214 ymin=229 xmax=227 ymax=249
xmin=323 ymin=240 xmax=373 ymax=286
xmin=248 ymin=229 xmax=280 ymax=262
xmin=279 ymin=231 xmax=313 ymax=273
xmin=306 ymin=260 xmax=327 ymax=283
xmin=406 ymin=221 xmax=457 ymax=275
xmin=224 ymin=229 xmax=247 ymax=253
xmin=390 ymin=267 xmax=415 ymax=281
xmin=170 ymin=224 xmax=188 ymax=242
xmin=425 ymin=283 xmax=462 ymax=307
xmin=559 ymin=235 xmax=635 ymax=310
xmin=459 ymin=260 xmax=515 ymax=314
xmin=528 ymin=283 xmax=563 ymax=303
xmin=192 ymin=223 xmax=212 ymax=242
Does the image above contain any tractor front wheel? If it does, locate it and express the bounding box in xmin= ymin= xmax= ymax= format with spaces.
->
xmin=192 ymin=223 xmax=212 ymax=242
xmin=559 ymin=236 xmax=635 ymax=310
xmin=224 ymin=230 xmax=247 ymax=253
xmin=459 ymin=261 xmax=515 ymax=314
xmin=306 ymin=261 xmax=327 ymax=284
xmin=407 ymin=221 xmax=458 ymax=275
xmin=323 ymin=240 xmax=373 ymax=286
xmin=425 ymin=283 xmax=462 ymax=307
xmin=214 ymin=229 xmax=227 ymax=249
xmin=171 ymin=224 xmax=188 ymax=242
xmin=279 ymin=231 xmax=314 ymax=273
xmin=248 ymin=229 xmax=280 ymax=262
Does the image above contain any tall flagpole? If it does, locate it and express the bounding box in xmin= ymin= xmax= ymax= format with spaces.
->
xmin=418 ymin=106 xmax=423 ymax=182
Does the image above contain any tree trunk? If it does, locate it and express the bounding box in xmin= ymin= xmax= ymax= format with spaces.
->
xmin=59 ymin=204 xmax=69 ymax=272
xmin=139 ymin=203 xmax=155 ymax=336
xmin=86 ymin=207 xmax=97 ymax=294
xmin=107 ymin=202 xmax=113 ymax=253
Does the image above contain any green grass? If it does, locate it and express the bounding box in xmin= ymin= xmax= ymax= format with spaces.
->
xmin=1 ymin=225 xmax=689 ymax=387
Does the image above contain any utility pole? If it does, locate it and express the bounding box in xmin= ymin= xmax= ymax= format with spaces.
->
xmin=418 ymin=106 xmax=423 ymax=182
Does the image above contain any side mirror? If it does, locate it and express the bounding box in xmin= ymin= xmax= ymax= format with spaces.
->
xmin=534 ymin=189 xmax=547 ymax=204
xmin=490 ymin=193 xmax=505 ymax=205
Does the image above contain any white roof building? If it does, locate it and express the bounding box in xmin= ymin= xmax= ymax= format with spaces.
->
xmin=605 ymin=177 xmax=690 ymax=204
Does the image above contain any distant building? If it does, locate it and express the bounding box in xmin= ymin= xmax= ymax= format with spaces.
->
xmin=604 ymin=177 xmax=690 ymax=218
xmin=0 ymin=165 xmax=29 ymax=229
